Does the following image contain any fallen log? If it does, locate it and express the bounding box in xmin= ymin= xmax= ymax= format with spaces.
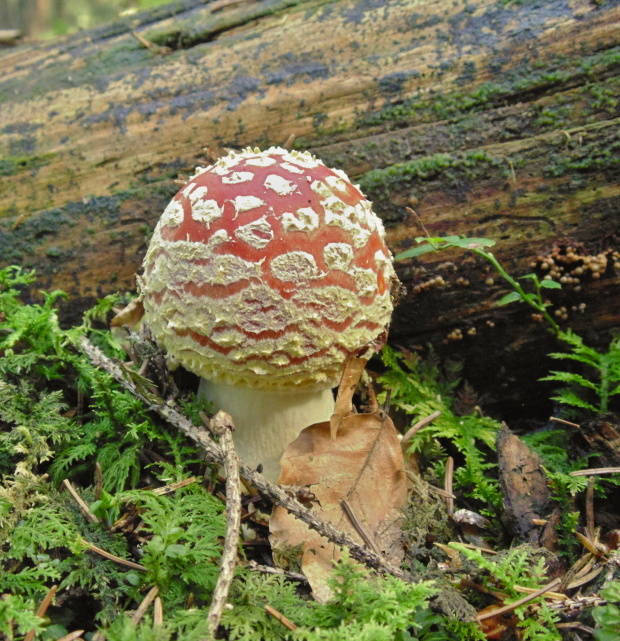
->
xmin=1 ymin=0 xmax=618 ymax=413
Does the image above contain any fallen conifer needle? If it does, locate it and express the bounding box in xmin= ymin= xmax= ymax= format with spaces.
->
xmin=476 ymin=578 xmax=562 ymax=622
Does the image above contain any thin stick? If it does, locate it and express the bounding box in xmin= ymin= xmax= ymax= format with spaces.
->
xmin=340 ymin=499 xmax=379 ymax=554
xmin=549 ymin=416 xmax=580 ymax=428
xmin=132 ymin=586 xmax=159 ymax=624
xmin=54 ymin=631 xmax=85 ymax=641
xmin=83 ymin=539 xmax=147 ymax=571
xmin=207 ymin=411 xmax=242 ymax=636
xmin=585 ymin=477 xmax=595 ymax=539
xmin=153 ymin=597 xmax=164 ymax=625
xmin=94 ymin=462 xmax=103 ymax=501
xmin=444 ymin=456 xmax=454 ymax=515
xmin=570 ymin=467 xmax=620 ymax=477
xmin=476 ymin=578 xmax=562 ymax=622
xmin=152 ymin=476 xmax=199 ymax=495
xmin=401 ymin=411 xmax=441 ymax=445
xmin=247 ymin=560 xmax=308 ymax=583
xmin=79 ymin=338 xmax=410 ymax=582
xmin=265 ymin=605 xmax=297 ymax=631
xmin=62 ymin=479 xmax=100 ymax=524
xmin=25 ymin=585 xmax=58 ymax=641
xmin=130 ymin=31 xmax=172 ymax=55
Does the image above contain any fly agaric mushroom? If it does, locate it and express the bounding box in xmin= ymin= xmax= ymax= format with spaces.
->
xmin=138 ymin=147 xmax=396 ymax=479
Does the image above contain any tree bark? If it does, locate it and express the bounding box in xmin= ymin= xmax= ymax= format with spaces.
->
xmin=1 ymin=0 xmax=618 ymax=413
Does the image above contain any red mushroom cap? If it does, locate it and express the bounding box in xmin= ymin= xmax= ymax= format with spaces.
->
xmin=139 ymin=147 xmax=396 ymax=390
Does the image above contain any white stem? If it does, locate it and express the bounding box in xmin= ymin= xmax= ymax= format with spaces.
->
xmin=198 ymin=380 xmax=335 ymax=481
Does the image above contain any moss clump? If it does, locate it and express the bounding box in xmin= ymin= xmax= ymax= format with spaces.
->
xmin=359 ymin=46 xmax=620 ymax=130
xmin=358 ymin=150 xmax=502 ymax=198
xmin=0 ymin=153 xmax=56 ymax=177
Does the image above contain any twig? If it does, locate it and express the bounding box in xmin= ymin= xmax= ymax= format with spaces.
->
xmin=282 ymin=132 xmax=296 ymax=149
xmin=94 ymin=462 xmax=103 ymax=500
xmin=405 ymin=206 xmax=431 ymax=238
xmin=401 ymin=410 xmax=441 ymax=445
xmin=549 ymin=416 xmax=580 ymax=428
xmin=152 ymin=476 xmax=199 ymax=495
xmin=444 ymin=456 xmax=454 ymax=515
xmin=247 ymin=560 xmax=308 ymax=583
xmin=265 ymin=605 xmax=297 ymax=631
xmin=132 ymin=586 xmax=159 ymax=624
xmin=585 ymin=477 xmax=595 ymax=539
xmin=62 ymin=479 xmax=100 ymax=524
xmin=25 ymin=585 xmax=57 ymax=641
xmin=79 ymin=337 xmax=410 ymax=582
xmin=82 ymin=539 xmax=147 ymax=571
xmin=54 ymin=631 xmax=85 ymax=641
xmin=153 ymin=597 xmax=164 ymax=625
xmin=476 ymin=578 xmax=562 ymax=621
xmin=340 ymin=499 xmax=379 ymax=554
xmin=570 ymin=466 xmax=620 ymax=477
xmin=207 ymin=412 xmax=242 ymax=636
xmin=131 ymin=31 xmax=172 ymax=55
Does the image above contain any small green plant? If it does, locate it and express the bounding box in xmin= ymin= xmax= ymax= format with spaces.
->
xmin=380 ymin=346 xmax=502 ymax=513
xmin=541 ymin=331 xmax=620 ymax=415
xmin=396 ymin=235 xmax=562 ymax=334
xmin=396 ymin=236 xmax=619 ymax=418
xmin=592 ymin=580 xmax=620 ymax=641
xmin=449 ymin=544 xmax=561 ymax=641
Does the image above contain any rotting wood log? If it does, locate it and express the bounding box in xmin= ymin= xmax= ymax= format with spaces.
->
xmin=1 ymin=0 xmax=619 ymax=414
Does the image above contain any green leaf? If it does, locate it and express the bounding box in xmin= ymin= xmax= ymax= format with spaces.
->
xmin=540 ymin=370 xmax=599 ymax=391
xmin=539 ymin=279 xmax=562 ymax=289
xmin=394 ymin=244 xmax=437 ymax=260
xmin=549 ymin=391 xmax=598 ymax=413
xmin=496 ymin=291 xmax=522 ymax=306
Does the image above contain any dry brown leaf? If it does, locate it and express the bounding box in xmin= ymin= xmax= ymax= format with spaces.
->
xmin=270 ymin=411 xmax=407 ymax=601
xmin=330 ymin=355 xmax=368 ymax=439
xmin=110 ymin=298 xmax=144 ymax=327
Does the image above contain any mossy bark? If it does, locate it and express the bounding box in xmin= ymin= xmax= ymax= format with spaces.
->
xmin=1 ymin=0 xmax=618 ymax=411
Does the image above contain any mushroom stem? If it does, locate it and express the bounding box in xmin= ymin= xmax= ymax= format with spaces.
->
xmin=198 ymin=380 xmax=335 ymax=481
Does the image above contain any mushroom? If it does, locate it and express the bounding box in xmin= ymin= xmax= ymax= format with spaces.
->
xmin=138 ymin=147 xmax=396 ymax=480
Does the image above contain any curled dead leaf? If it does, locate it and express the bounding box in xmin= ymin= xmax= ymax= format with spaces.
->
xmin=270 ymin=411 xmax=407 ymax=601
xmin=110 ymin=298 xmax=144 ymax=328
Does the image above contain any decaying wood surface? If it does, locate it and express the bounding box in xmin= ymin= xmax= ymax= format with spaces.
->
xmin=1 ymin=0 xmax=618 ymax=409
xmin=496 ymin=424 xmax=551 ymax=543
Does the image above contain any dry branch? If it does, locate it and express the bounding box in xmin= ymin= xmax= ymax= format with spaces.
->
xmin=78 ymin=336 xmax=411 ymax=582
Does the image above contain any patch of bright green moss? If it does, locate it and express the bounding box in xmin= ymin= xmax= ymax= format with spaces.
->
xmin=0 ymin=153 xmax=56 ymax=177
xmin=358 ymin=150 xmax=503 ymax=197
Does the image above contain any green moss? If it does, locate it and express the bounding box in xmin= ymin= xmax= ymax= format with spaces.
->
xmin=545 ymin=128 xmax=620 ymax=177
xmin=534 ymin=105 xmax=571 ymax=128
xmin=358 ymin=150 xmax=503 ymax=197
xmin=0 ymin=153 xmax=56 ymax=177
xmin=582 ymin=81 xmax=619 ymax=114
xmin=360 ymin=46 xmax=620 ymax=129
